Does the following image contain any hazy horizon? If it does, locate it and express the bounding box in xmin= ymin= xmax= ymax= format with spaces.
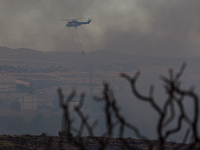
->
xmin=0 ymin=1 xmax=199 ymax=143
xmin=0 ymin=1 xmax=200 ymax=57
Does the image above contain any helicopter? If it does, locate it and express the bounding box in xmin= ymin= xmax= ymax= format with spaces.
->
xmin=62 ymin=18 xmax=91 ymax=28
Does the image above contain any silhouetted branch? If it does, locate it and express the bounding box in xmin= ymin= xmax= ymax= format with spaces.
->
xmin=121 ymin=72 xmax=162 ymax=114
xmin=57 ymin=63 xmax=200 ymax=150
xmin=121 ymin=63 xmax=200 ymax=149
xmin=57 ymin=88 xmax=75 ymax=137
xmin=94 ymin=82 xmax=147 ymax=149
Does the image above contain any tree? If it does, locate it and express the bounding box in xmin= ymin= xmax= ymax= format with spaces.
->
xmin=57 ymin=63 xmax=200 ymax=149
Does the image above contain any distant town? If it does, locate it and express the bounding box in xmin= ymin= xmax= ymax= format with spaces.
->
xmin=0 ymin=46 xmax=200 ymax=136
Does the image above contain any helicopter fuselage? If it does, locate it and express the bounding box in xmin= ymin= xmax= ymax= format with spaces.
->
xmin=66 ymin=20 xmax=91 ymax=28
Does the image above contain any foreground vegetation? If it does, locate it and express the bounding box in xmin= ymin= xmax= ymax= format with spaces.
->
xmin=57 ymin=63 xmax=200 ymax=149
xmin=1 ymin=64 xmax=200 ymax=149
xmin=0 ymin=135 xmax=195 ymax=150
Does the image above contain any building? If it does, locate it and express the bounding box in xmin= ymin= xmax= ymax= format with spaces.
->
xmin=0 ymin=77 xmax=16 ymax=92
xmin=19 ymin=95 xmax=37 ymax=110
xmin=0 ymin=77 xmax=30 ymax=92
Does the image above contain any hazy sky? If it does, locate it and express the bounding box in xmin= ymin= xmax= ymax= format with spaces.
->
xmin=0 ymin=0 xmax=200 ymax=57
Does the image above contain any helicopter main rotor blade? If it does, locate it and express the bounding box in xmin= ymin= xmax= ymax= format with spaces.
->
xmin=61 ymin=17 xmax=85 ymax=21
xmin=61 ymin=19 xmax=72 ymax=21
xmin=74 ymin=17 xmax=84 ymax=20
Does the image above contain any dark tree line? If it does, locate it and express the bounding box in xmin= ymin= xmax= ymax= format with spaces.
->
xmin=57 ymin=63 xmax=200 ymax=150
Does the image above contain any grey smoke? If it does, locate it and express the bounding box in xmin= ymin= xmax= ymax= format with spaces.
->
xmin=0 ymin=0 xmax=200 ymax=56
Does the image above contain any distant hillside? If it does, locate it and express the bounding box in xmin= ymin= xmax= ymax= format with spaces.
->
xmin=0 ymin=46 xmax=199 ymax=73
